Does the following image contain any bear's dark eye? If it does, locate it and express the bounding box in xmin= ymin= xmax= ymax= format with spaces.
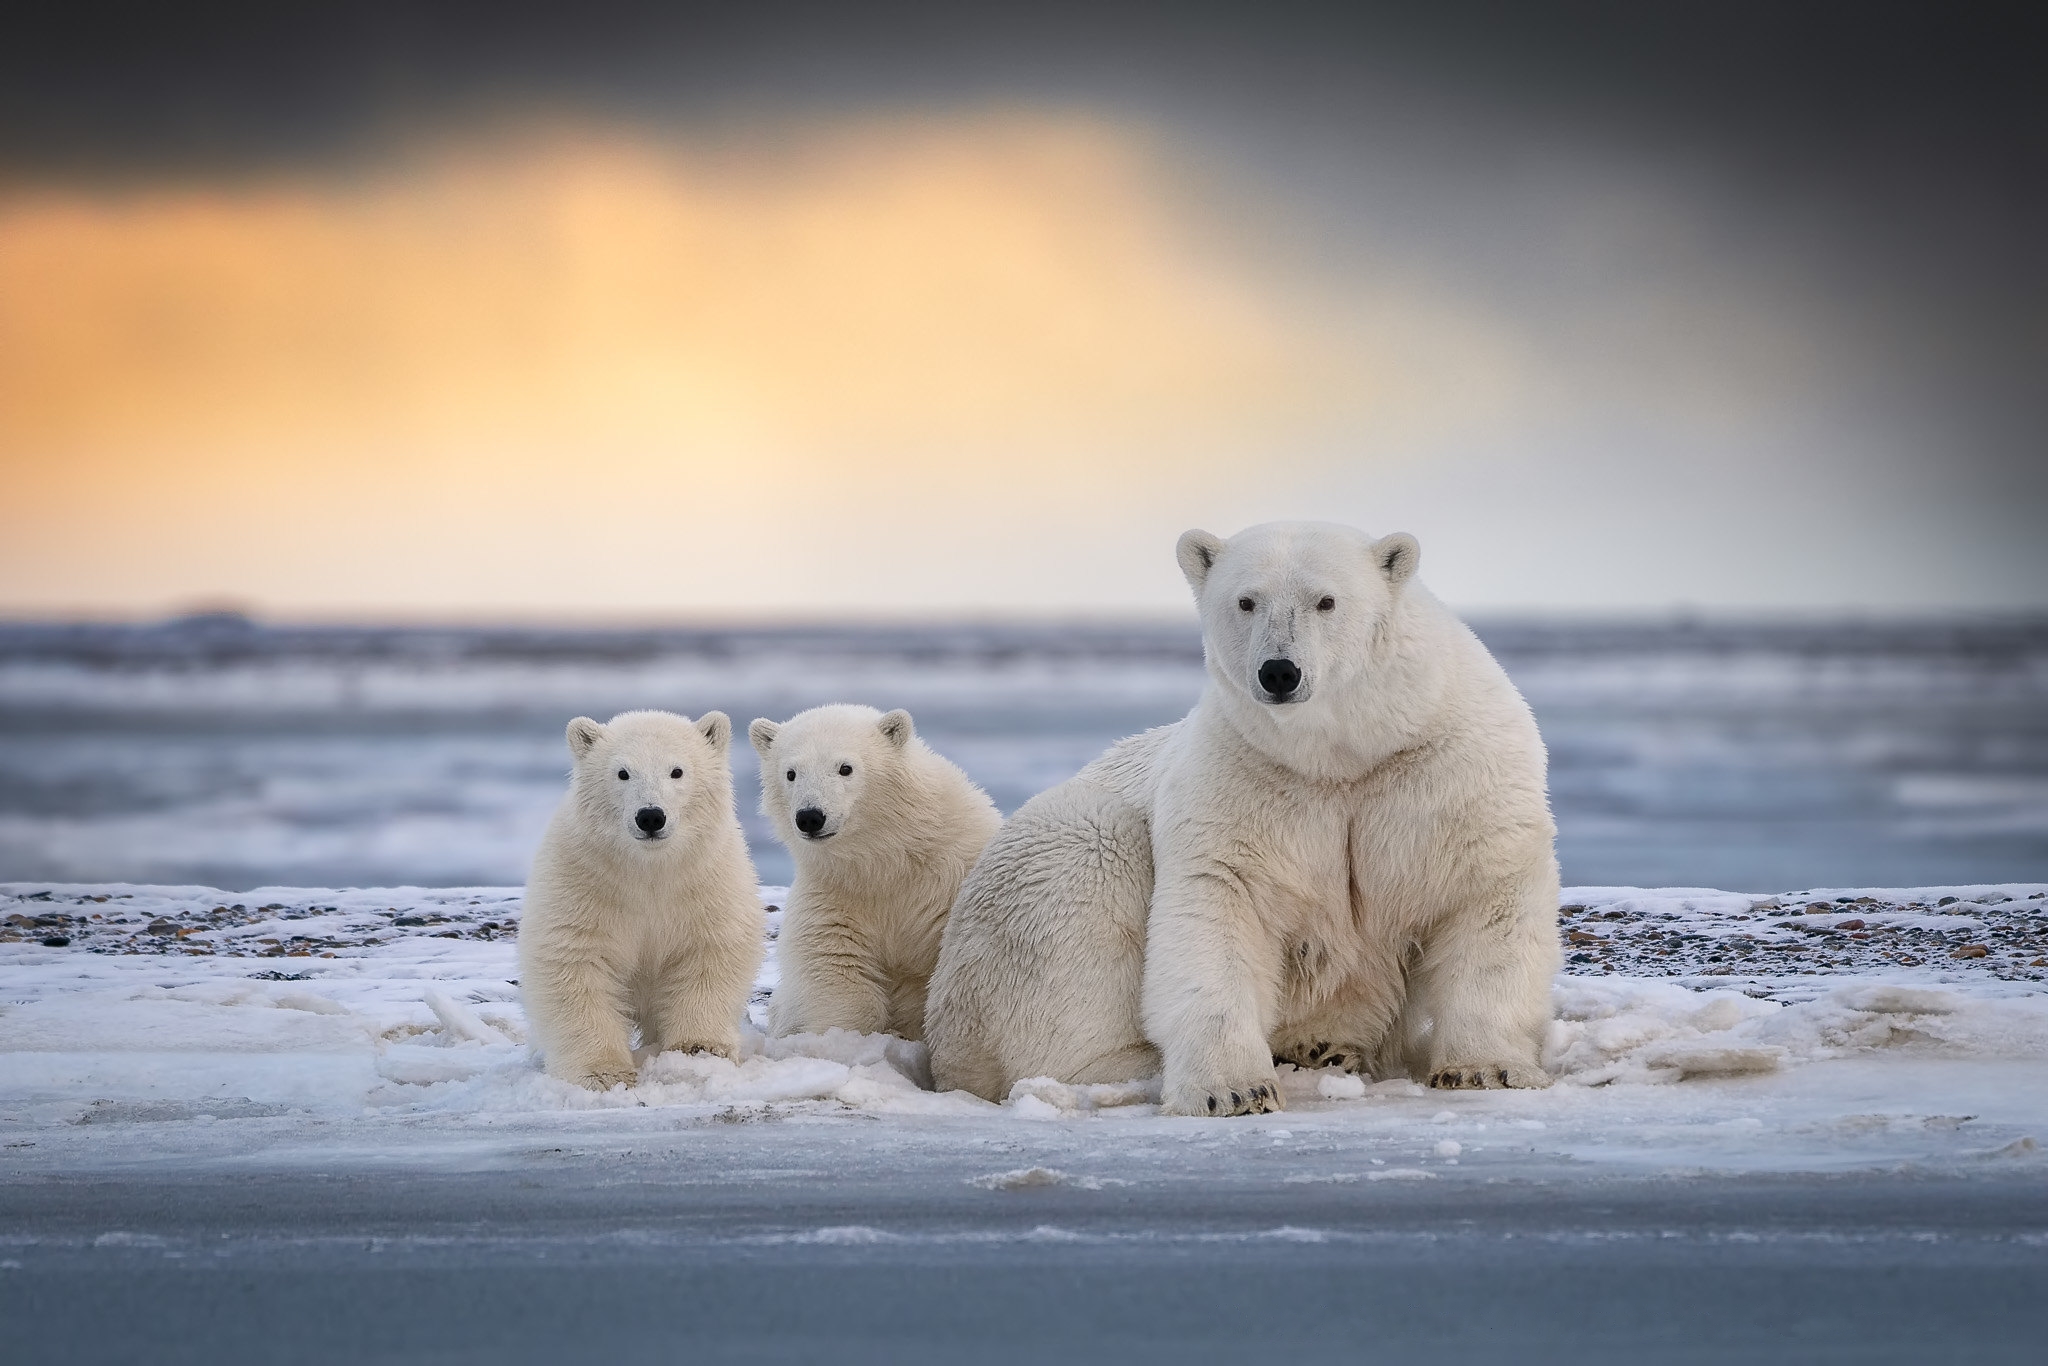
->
xmin=785 ymin=769 xmax=796 ymax=782
xmin=1238 ymin=597 xmax=1254 ymax=612
xmin=1318 ymin=596 xmax=1336 ymax=611
xmin=669 ymin=767 xmax=682 ymax=779
xmin=839 ymin=763 xmax=853 ymax=776
xmin=617 ymin=769 xmax=629 ymax=781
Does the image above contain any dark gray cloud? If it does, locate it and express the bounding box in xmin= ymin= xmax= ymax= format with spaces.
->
xmin=5 ymin=4 xmax=2040 ymax=175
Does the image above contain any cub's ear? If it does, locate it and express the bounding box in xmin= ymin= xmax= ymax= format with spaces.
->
xmin=1176 ymin=529 xmax=1226 ymax=595
xmin=696 ymin=711 xmax=732 ymax=751
xmin=565 ymin=716 xmax=606 ymax=760
xmin=747 ymin=717 xmax=779 ymax=755
xmin=1374 ymin=532 xmax=1420 ymax=587
xmin=877 ymin=708 xmax=915 ymax=748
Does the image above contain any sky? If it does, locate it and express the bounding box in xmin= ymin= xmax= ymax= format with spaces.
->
xmin=2 ymin=2 xmax=2043 ymax=619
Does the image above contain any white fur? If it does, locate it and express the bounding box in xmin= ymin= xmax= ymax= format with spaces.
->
xmin=519 ymin=709 xmax=763 ymax=1089
xmin=751 ymin=704 xmax=1001 ymax=1040
xmin=926 ymin=521 xmax=1560 ymax=1113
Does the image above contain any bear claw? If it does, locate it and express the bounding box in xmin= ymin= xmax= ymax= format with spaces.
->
xmin=1427 ymin=1062 xmax=1550 ymax=1090
xmin=1274 ymin=1040 xmax=1365 ymax=1075
xmin=1171 ymin=1073 xmax=1277 ymax=1114
xmin=1186 ymin=1080 xmax=1283 ymax=1117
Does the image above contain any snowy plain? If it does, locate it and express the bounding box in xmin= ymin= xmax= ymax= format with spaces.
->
xmin=4 ymin=879 xmax=2046 ymax=1193
xmin=6 ymin=881 xmax=2048 ymax=1359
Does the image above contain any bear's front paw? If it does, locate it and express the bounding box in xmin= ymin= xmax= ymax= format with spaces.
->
xmin=1166 ymin=1075 xmax=1285 ymax=1117
xmin=1427 ymin=1061 xmax=1551 ymax=1090
xmin=661 ymin=1039 xmax=737 ymax=1062
xmin=577 ymin=1067 xmax=639 ymax=1091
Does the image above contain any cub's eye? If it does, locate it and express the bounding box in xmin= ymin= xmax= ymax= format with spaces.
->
xmin=669 ymin=767 xmax=682 ymax=779
xmin=1237 ymin=597 xmax=1255 ymax=612
xmin=839 ymin=763 xmax=853 ymax=776
xmin=616 ymin=769 xmax=629 ymax=781
xmin=785 ymin=769 xmax=796 ymax=782
xmin=1318 ymin=596 xmax=1336 ymax=611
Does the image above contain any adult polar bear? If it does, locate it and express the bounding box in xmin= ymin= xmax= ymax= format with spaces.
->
xmin=924 ymin=521 xmax=1559 ymax=1115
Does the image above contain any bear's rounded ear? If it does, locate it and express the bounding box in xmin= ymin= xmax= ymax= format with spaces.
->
xmin=1374 ymin=532 xmax=1420 ymax=587
xmin=696 ymin=711 xmax=732 ymax=751
xmin=1176 ymin=529 xmax=1226 ymax=595
xmin=747 ymin=717 xmax=779 ymax=755
xmin=877 ymin=708 xmax=914 ymax=748
xmin=566 ymin=716 xmax=606 ymax=759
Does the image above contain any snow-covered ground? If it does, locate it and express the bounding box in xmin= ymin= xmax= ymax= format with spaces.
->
xmin=4 ymin=879 xmax=2046 ymax=1187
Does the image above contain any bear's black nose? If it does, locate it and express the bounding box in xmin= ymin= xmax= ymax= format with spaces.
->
xmin=634 ymin=806 xmax=667 ymax=834
xmin=1258 ymin=657 xmax=1302 ymax=699
xmin=794 ymin=806 xmax=827 ymax=836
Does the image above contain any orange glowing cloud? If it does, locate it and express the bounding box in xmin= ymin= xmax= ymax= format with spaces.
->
xmin=0 ymin=112 xmax=1525 ymax=615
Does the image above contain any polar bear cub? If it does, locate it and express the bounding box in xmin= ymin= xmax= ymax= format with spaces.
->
xmin=519 ymin=709 xmax=764 ymax=1089
xmin=750 ymin=704 xmax=1001 ymax=1041
xmin=926 ymin=521 xmax=1559 ymax=1113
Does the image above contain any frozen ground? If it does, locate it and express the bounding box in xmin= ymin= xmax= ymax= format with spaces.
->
xmin=5 ymin=878 xmax=2048 ymax=1174
xmin=5 ymin=880 xmax=2048 ymax=1361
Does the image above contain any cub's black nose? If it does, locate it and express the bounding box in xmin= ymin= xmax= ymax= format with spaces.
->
xmin=634 ymin=806 xmax=667 ymax=834
xmin=1258 ymin=657 xmax=1302 ymax=699
xmin=794 ymin=806 xmax=827 ymax=836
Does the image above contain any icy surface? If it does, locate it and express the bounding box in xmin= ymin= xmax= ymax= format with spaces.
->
xmin=4 ymin=617 xmax=2044 ymax=891
xmin=3 ymin=880 xmax=2046 ymax=1185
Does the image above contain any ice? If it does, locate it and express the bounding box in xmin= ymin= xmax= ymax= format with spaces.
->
xmin=422 ymin=989 xmax=509 ymax=1044
xmin=1005 ymin=1075 xmax=1160 ymax=1115
xmin=970 ymin=1167 xmax=1061 ymax=1189
xmin=5 ymin=617 xmax=2045 ymax=892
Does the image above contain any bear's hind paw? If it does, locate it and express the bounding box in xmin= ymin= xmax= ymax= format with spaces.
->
xmin=1427 ymin=1061 xmax=1551 ymax=1090
xmin=1274 ymin=1040 xmax=1367 ymax=1074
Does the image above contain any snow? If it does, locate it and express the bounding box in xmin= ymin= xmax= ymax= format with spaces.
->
xmin=3 ymin=879 xmax=2046 ymax=1184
